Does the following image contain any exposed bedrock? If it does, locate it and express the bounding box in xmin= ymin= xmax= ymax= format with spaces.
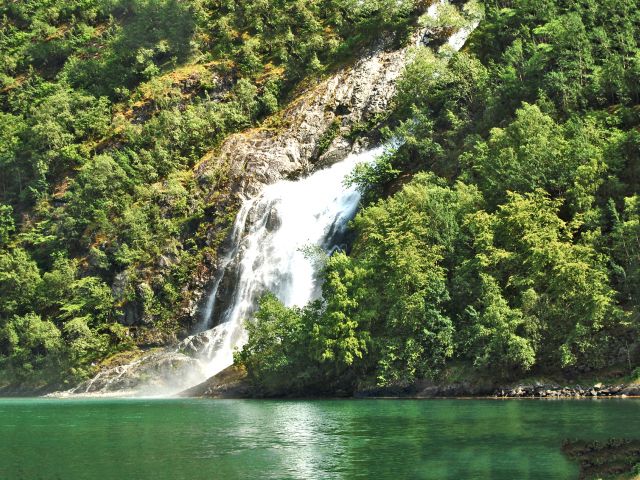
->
xmin=195 ymin=32 xmax=426 ymax=198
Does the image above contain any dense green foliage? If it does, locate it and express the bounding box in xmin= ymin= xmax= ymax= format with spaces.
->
xmin=239 ymin=0 xmax=640 ymax=394
xmin=0 ymin=0 xmax=419 ymax=389
xmin=2 ymin=0 xmax=639 ymax=393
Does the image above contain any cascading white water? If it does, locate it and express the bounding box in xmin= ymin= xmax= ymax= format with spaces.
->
xmin=56 ymin=149 xmax=381 ymax=398
xmin=192 ymin=146 xmax=384 ymax=380
xmin=193 ymin=200 xmax=256 ymax=334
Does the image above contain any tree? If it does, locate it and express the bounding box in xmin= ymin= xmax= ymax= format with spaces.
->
xmin=235 ymin=293 xmax=309 ymax=394
xmin=309 ymin=252 xmax=371 ymax=375
xmin=461 ymin=275 xmax=537 ymax=376
xmin=60 ymin=153 xmax=131 ymax=245
xmin=347 ymin=174 xmax=479 ymax=384
xmin=0 ymin=205 xmax=15 ymax=247
xmin=0 ymin=248 xmax=42 ymax=320
xmin=464 ymin=104 xmax=569 ymax=205
xmin=610 ymin=196 xmax=640 ymax=307
xmin=0 ymin=313 xmax=63 ymax=384
xmin=456 ymin=190 xmax=620 ymax=371
xmin=63 ymin=317 xmax=109 ymax=379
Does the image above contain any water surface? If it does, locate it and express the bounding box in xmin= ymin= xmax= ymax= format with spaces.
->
xmin=1 ymin=398 xmax=638 ymax=479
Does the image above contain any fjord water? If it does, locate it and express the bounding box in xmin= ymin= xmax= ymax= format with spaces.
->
xmin=2 ymin=398 xmax=638 ymax=479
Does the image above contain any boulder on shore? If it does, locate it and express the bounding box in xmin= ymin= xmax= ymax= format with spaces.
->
xmin=177 ymin=365 xmax=253 ymax=398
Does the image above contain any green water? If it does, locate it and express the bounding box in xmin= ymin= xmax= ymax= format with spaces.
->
xmin=0 ymin=398 xmax=638 ymax=480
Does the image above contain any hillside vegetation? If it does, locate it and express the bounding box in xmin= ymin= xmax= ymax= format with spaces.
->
xmin=0 ymin=0 xmax=418 ymax=389
xmin=238 ymin=0 xmax=640 ymax=394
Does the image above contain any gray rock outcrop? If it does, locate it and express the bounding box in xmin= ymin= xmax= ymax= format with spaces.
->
xmin=177 ymin=365 xmax=253 ymax=398
xmin=54 ymin=350 xmax=202 ymax=397
xmin=196 ymin=34 xmax=424 ymax=198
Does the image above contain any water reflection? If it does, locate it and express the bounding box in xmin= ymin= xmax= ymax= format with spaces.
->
xmin=0 ymin=399 xmax=638 ymax=480
xmin=272 ymin=402 xmax=345 ymax=479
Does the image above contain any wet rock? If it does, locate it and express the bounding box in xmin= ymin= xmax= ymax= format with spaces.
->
xmin=177 ymin=365 xmax=253 ymax=398
xmin=179 ymin=333 xmax=212 ymax=356
xmin=60 ymin=350 xmax=203 ymax=396
xmin=111 ymin=271 xmax=129 ymax=300
xmin=264 ymin=206 xmax=281 ymax=231
xmin=563 ymin=438 xmax=640 ymax=480
xmin=490 ymin=382 xmax=634 ymax=399
xmin=621 ymin=385 xmax=640 ymax=396
xmin=120 ymin=302 xmax=142 ymax=327
xmin=157 ymin=253 xmax=177 ymax=269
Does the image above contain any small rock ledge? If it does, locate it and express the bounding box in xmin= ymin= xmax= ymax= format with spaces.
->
xmin=354 ymin=381 xmax=640 ymax=399
xmin=493 ymin=383 xmax=640 ymax=399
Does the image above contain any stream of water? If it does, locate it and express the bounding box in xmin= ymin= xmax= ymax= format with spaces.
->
xmin=193 ymin=146 xmax=384 ymax=380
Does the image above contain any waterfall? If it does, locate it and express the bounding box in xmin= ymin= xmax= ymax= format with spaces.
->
xmin=179 ymin=7 xmax=481 ymax=385
xmin=188 ymin=146 xmax=384 ymax=381
xmin=56 ymin=3 xmax=480 ymax=396
xmin=55 ymin=147 xmax=382 ymax=398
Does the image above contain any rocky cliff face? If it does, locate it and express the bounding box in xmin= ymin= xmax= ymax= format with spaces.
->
xmin=195 ymin=34 xmax=424 ymax=198
xmin=182 ymin=32 xmax=431 ymax=327
xmin=60 ymin=351 xmax=202 ymax=397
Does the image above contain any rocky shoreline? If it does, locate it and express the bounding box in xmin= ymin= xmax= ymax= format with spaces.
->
xmin=178 ymin=366 xmax=640 ymax=399
xmin=355 ymin=381 xmax=640 ymax=399
xmin=493 ymin=383 xmax=640 ymax=399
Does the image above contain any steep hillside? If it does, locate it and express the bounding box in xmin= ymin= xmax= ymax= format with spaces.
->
xmin=0 ymin=0 xmax=424 ymax=391
xmin=237 ymin=0 xmax=640 ymax=395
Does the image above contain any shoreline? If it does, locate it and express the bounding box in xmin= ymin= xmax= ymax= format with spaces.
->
xmin=175 ymin=366 xmax=640 ymax=400
xmin=1 ymin=391 xmax=640 ymax=400
xmin=2 ymin=365 xmax=640 ymax=400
